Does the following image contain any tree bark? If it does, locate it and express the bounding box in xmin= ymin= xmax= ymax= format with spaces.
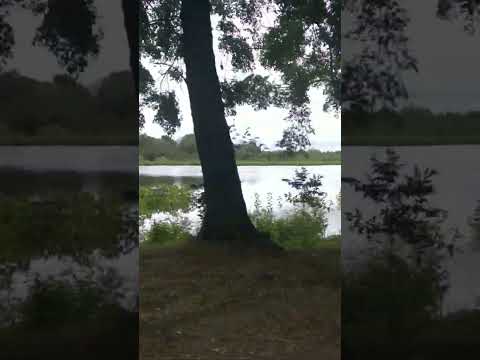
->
xmin=121 ymin=0 xmax=139 ymax=95
xmin=180 ymin=0 xmax=279 ymax=250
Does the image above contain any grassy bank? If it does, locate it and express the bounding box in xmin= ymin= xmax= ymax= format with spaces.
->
xmin=140 ymin=242 xmax=340 ymax=360
xmin=140 ymin=159 xmax=341 ymax=166
xmin=140 ymin=133 xmax=341 ymax=164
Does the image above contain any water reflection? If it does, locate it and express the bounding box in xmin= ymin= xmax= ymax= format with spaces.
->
xmin=140 ymin=165 xmax=342 ymax=236
xmin=0 ymin=167 xmax=138 ymax=330
xmin=342 ymin=146 xmax=480 ymax=314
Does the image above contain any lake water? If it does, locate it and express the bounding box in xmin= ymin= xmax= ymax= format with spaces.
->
xmin=0 ymin=146 xmax=138 ymax=172
xmin=342 ymin=145 xmax=480 ymax=314
xmin=3 ymin=145 xmax=477 ymax=315
xmin=0 ymin=146 xmax=139 ymax=316
xmin=140 ymin=165 xmax=341 ymax=236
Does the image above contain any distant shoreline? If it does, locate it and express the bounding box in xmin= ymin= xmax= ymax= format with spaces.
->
xmin=343 ymin=135 xmax=480 ymax=146
xmin=140 ymin=159 xmax=341 ymax=166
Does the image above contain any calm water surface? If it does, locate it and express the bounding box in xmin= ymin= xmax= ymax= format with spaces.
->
xmin=343 ymin=146 xmax=480 ymax=314
xmin=140 ymin=165 xmax=341 ymax=236
xmin=0 ymin=146 xmax=138 ymax=314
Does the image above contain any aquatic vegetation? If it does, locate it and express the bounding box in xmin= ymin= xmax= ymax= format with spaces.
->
xmin=140 ymin=168 xmax=338 ymax=250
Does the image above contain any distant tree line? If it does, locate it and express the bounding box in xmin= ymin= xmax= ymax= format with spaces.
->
xmin=140 ymin=133 xmax=340 ymax=163
xmin=343 ymin=106 xmax=480 ymax=144
xmin=0 ymin=70 xmax=136 ymax=144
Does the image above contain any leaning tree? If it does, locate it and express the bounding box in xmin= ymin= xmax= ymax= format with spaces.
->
xmin=140 ymin=0 xmax=340 ymax=245
xmin=0 ymin=0 xmax=340 ymax=246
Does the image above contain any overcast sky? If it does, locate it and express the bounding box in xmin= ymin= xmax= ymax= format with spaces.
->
xmin=402 ymin=0 xmax=480 ymax=112
xmin=343 ymin=0 xmax=480 ymax=113
xmin=4 ymin=0 xmax=129 ymax=85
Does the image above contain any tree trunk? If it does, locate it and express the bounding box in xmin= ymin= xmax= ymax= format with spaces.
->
xmin=180 ymin=0 xmax=279 ymax=250
xmin=121 ymin=0 xmax=139 ymax=95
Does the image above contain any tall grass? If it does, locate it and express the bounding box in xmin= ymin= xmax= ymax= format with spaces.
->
xmin=250 ymin=193 xmax=330 ymax=249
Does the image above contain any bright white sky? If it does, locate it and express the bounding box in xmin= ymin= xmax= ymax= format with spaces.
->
xmin=141 ymin=72 xmax=341 ymax=151
xmin=141 ymin=13 xmax=341 ymax=151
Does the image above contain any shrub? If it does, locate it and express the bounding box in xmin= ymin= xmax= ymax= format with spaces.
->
xmin=282 ymin=167 xmax=329 ymax=216
xmin=145 ymin=221 xmax=191 ymax=246
xmin=20 ymin=279 xmax=102 ymax=327
xmin=139 ymin=184 xmax=193 ymax=219
xmin=18 ymin=275 xmax=128 ymax=329
xmin=250 ymin=168 xmax=332 ymax=249
xmin=140 ymin=184 xmax=196 ymax=246
xmin=343 ymin=255 xmax=445 ymax=352
xmin=250 ymin=193 xmax=329 ymax=249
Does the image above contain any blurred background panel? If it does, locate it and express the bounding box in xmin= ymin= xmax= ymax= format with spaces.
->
xmin=0 ymin=0 xmax=137 ymax=145
xmin=342 ymin=1 xmax=480 ymax=359
xmin=0 ymin=1 xmax=138 ymax=359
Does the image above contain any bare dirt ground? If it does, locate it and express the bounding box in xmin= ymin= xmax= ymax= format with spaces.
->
xmin=140 ymin=243 xmax=340 ymax=360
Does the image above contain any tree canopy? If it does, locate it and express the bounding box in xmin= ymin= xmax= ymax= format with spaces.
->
xmin=140 ymin=0 xmax=341 ymax=151
xmin=0 ymin=0 xmax=102 ymax=76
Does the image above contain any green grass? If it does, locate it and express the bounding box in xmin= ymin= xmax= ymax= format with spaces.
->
xmin=140 ymin=149 xmax=341 ymax=166
xmin=140 ymin=207 xmax=341 ymax=251
xmin=322 ymin=234 xmax=341 ymax=249
xmin=140 ymin=230 xmax=341 ymax=251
